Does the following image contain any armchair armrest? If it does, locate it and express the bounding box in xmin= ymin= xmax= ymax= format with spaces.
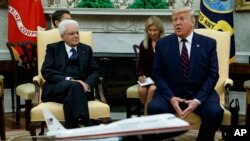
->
xmin=224 ymin=78 xmax=233 ymax=88
xmin=32 ymin=75 xmax=43 ymax=106
xmin=33 ymin=75 xmax=43 ymax=86
xmin=94 ymin=77 xmax=107 ymax=104
xmin=244 ymin=80 xmax=250 ymax=89
xmin=224 ymin=78 xmax=234 ymax=110
xmin=32 ymin=76 xmax=108 ymax=105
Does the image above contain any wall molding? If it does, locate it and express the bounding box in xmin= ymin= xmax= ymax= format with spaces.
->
xmin=44 ymin=7 xmax=200 ymax=16
xmin=0 ymin=50 xmax=10 ymax=60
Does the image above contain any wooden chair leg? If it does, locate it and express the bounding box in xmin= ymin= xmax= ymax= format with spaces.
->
xmin=221 ymin=125 xmax=230 ymax=141
xmin=25 ymin=100 xmax=32 ymax=131
xmin=127 ymin=98 xmax=142 ymax=118
xmin=29 ymin=122 xmax=39 ymax=141
xmin=136 ymin=101 xmax=142 ymax=117
xmin=11 ymin=87 xmax=15 ymax=113
xmin=29 ymin=121 xmax=46 ymax=141
xmin=0 ymin=97 xmax=6 ymax=140
xmin=39 ymin=122 xmax=46 ymax=135
xmin=16 ymin=95 xmax=21 ymax=122
xmin=127 ymin=98 xmax=133 ymax=118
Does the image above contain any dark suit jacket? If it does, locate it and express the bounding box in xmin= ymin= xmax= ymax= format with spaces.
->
xmin=137 ymin=40 xmax=155 ymax=78
xmin=41 ymin=41 xmax=100 ymax=101
xmin=152 ymin=32 xmax=219 ymax=104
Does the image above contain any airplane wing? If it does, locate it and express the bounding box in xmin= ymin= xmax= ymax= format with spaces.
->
xmin=30 ymin=136 xmax=121 ymax=141
xmin=81 ymin=137 xmax=122 ymax=141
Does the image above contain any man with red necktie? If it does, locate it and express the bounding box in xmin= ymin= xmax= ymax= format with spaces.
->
xmin=148 ymin=7 xmax=223 ymax=141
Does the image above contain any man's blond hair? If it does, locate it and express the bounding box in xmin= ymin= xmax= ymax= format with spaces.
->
xmin=172 ymin=7 xmax=195 ymax=21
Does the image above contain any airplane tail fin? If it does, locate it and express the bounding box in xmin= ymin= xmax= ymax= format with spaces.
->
xmin=42 ymin=109 xmax=66 ymax=132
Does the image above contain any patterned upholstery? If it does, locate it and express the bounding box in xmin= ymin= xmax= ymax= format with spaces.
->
xmin=6 ymin=41 xmax=37 ymax=130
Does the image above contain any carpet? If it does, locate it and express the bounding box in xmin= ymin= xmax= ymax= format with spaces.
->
xmin=6 ymin=130 xmax=223 ymax=141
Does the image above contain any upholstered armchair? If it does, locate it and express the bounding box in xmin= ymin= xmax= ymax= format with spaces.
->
xmin=29 ymin=29 xmax=111 ymax=139
xmin=126 ymin=44 xmax=142 ymax=118
xmin=6 ymin=41 xmax=37 ymax=130
xmin=183 ymin=29 xmax=233 ymax=140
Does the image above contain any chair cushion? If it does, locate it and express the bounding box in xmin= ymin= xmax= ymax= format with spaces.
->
xmin=31 ymin=100 xmax=110 ymax=122
xmin=16 ymin=83 xmax=35 ymax=100
xmin=126 ymin=84 xmax=139 ymax=98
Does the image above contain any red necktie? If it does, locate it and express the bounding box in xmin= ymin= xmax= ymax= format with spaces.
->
xmin=181 ymin=39 xmax=189 ymax=79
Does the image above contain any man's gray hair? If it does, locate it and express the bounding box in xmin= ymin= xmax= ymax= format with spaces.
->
xmin=58 ymin=19 xmax=79 ymax=35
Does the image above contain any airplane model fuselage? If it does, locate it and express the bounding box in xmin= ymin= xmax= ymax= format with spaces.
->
xmin=42 ymin=109 xmax=190 ymax=141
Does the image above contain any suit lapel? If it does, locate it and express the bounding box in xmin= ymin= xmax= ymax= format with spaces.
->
xmin=58 ymin=43 xmax=67 ymax=70
xmin=77 ymin=44 xmax=87 ymax=74
xmin=189 ymin=33 xmax=200 ymax=77
xmin=173 ymin=36 xmax=183 ymax=76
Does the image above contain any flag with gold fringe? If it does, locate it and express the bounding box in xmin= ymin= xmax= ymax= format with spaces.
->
xmin=8 ymin=0 xmax=46 ymax=43
xmin=198 ymin=0 xmax=235 ymax=63
xmin=8 ymin=0 xmax=46 ymax=67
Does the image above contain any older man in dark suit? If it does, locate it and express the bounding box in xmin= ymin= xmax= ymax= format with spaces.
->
xmin=41 ymin=19 xmax=100 ymax=129
xmin=148 ymin=7 xmax=224 ymax=141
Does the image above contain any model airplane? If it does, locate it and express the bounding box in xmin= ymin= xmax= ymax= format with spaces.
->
xmin=40 ymin=109 xmax=190 ymax=141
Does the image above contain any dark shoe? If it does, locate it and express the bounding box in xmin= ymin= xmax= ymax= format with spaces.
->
xmin=64 ymin=120 xmax=78 ymax=129
xmin=79 ymin=116 xmax=92 ymax=127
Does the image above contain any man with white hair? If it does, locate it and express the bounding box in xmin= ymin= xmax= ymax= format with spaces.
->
xmin=41 ymin=19 xmax=100 ymax=129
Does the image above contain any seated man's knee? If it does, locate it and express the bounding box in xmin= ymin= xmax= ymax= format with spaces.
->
xmin=211 ymin=106 xmax=224 ymax=118
xmin=67 ymin=81 xmax=84 ymax=93
xmin=203 ymin=106 xmax=224 ymax=123
xmin=147 ymin=100 xmax=165 ymax=115
xmin=70 ymin=81 xmax=82 ymax=89
xmin=215 ymin=107 xmax=224 ymax=120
